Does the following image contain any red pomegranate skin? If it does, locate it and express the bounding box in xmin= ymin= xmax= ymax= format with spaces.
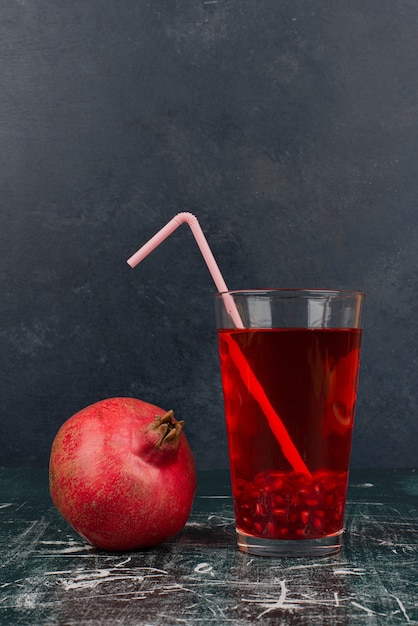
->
xmin=49 ymin=397 xmax=197 ymax=551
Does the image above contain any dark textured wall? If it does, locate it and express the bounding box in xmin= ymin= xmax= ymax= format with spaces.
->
xmin=1 ymin=1 xmax=417 ymax=469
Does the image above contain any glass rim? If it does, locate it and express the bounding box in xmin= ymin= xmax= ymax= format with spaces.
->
xmin=214 ymin=288 xmax=365 ymax=298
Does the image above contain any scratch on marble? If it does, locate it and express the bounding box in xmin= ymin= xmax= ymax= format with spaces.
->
xmin=43 ymin=565 xmax=169 ymax=592
xmin=354 ymin=483 xmax=374 ymax=488
xmin=377 ymin=539 xmax=417 ymax=551
xmin=351 ymin=600 xmax=387 ymax=616
xmin=333 ymin=567 xmax=366 ymax=576
xmin=60 ymin=546 xmax=94 ymax=554
xmin=357 ymin=502 xmax=403 ymax=516
xmin=242 ymin=579 xmax=301 ymax=616
xmin=114 ymin=556 xmax=131 ymax=568
xmin=58 ymin=570 xmax=144 ymax=591
xmin=0 ymin=582 xmax=14 ymax=589
xmin=199 ymin=496 xmax=231 ymax=500
xmin=391 ymin=594 xmax=411 ymax=623
xmin=207 ymin=514 xmax=234 ymax=522
xmin=14 ymin=501 xmax=28 ymax=512
xmin=287 ymin=560 xmax=336 ymax=571
xmin=2 ymin=518 xmax=49 ymax=569
xmin=194 ymin=562 xmax=215 ymax=576
xmin=39 ymin=540 xmax=74 ymax=545
xmin=256 ymin=579 xmax=288 ymax=619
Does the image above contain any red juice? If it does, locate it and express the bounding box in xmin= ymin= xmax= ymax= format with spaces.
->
xmin=218 ymin=328 xmax=362 ymax=541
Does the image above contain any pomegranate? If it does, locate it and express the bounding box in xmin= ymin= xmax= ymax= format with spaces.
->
xmin=49 ymin=397 xmax=197 ymax=551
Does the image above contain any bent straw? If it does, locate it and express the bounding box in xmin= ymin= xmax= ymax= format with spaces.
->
xmin=128 ymin=213 xmax=242 ymax=327
xmin=127 ymin=212 xmax=310 ymax=476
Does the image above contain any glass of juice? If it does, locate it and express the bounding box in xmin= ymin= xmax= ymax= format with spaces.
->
xmin=215 ymin=289 xmax=364 ymax=557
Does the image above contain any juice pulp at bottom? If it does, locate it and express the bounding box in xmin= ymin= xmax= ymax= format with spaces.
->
xmin=217 ymin=328 xmax=362 ymax=541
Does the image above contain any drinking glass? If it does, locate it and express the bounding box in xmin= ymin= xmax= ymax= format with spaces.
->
xmin=215 ymin=289 xmax=364 ymax=557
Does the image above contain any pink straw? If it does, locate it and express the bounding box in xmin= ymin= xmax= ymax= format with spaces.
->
xmin=127 ymin=212 xmax=311 ymax=476
xmin=127 ymin=213 xmax=243 ymax=328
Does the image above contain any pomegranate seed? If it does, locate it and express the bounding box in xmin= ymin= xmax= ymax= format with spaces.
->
xmin=300 ymin=510 xmax=310 ymax=526
xmin=313 ymin=482 xmax=322 ymax=496
xmin=273 ymin=495 xmax=286 ymax=508
xmin=273 ymin=507 xmax=287 ymax=518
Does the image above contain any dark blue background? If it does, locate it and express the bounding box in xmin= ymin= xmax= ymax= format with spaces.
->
xmin=1 ymin=1 xmax=417 ymax=468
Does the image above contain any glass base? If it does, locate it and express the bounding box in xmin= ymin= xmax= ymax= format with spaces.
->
xmin=236 ymin=529 xmax=343 ymax=557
